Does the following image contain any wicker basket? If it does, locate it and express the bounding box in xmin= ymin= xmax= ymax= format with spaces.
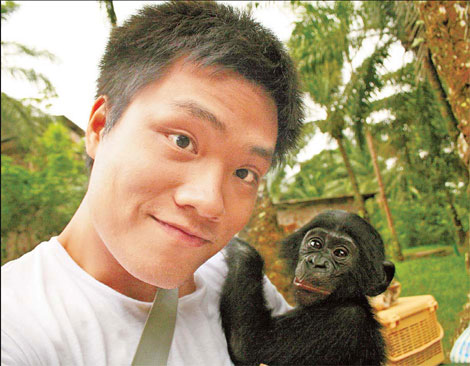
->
xmin=376 ymin=295 xmax=445 ymax=366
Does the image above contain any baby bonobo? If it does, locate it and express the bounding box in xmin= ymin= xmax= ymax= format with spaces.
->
xmin=220 ymin=210 xmax=395 ymax=366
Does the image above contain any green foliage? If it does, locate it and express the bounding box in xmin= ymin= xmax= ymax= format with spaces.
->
xmin=284 ymin=148 xmax=348 ymax=200
xmin=287 ymin=1 xmax=406 ymax=228
xmin=1 ymin=1 xmax=57 ymax=101
xmin=344 ymin=41 xmax=391 ymax=151
xmin=374 ymin=62 xmax=469 ymax=249
xmin=280 ymin=1 xmax=468 ymax=254
xmin=1 ymin=1 xmax=19 ymax=20
xmin=277 ymin=142 xmax=377 ymax=202
xmin=376 ymin=68 xmax=467 ymax=187
xmin=1 ymin=1 xmax=59 ymax=157
xmin=392 ymin=200 xmax=459 ymax=248
xmin=1 ymin=123 xmax=87 ymax=264
xmin=1 ymin=1 xmax=82 ymax=264
xmin=1 ymin=156 xmax=36 ymax=238
xmin=289 ymin=1 xmax=353 ymax=106
xmin=1 ymin=92 xmax=55 ymax=154
xmin=1 ymin=0 xmax=67 ymax=163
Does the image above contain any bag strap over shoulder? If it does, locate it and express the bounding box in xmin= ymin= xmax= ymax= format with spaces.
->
xmin=132 ymin=288 xmax=179 ymax=366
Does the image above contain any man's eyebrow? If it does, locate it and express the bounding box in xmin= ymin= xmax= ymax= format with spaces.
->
xmin=250 ymin=146 xmax=274 ymax=164
xmin=172 ymin=100 xmax=226 ymax=131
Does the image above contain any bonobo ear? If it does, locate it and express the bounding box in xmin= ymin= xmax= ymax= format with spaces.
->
xmin=366 ymin=260 xmax=395 ymax=297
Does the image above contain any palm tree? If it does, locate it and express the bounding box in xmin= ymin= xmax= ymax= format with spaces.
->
xmin=343 ymin=40 xmax=404 ymax=260
xmin=372 ymin=60 xmax=468 ymax=254
xmin=280 ymin=143 xmax=377 ymax=201
xmin=1 ymin=1 xmax=57 ymax=100
xmin=288 ymin=1 xmax=409 ymax=259
xmin=288 ymin=1 xmax=371 ymax=221
xmin=1 ymin=1 xmax=58 ymax=156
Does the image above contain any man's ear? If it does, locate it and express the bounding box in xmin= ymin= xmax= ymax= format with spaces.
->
xmin=86 ymin=96 xmax=108 ymax=159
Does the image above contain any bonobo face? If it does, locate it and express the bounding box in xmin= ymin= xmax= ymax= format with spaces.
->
xmin=294 ymin=227 xmax=358 ymax=305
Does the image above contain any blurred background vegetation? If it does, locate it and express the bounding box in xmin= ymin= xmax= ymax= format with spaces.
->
xmin=1 ymin=1 xmax=89 ymax=263
xmin=242 ymin=2 xmax=470 ymax=363
xmin=1 ymin=0 xmax=469 ymax=363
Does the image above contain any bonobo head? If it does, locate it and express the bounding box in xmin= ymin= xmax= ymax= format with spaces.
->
xmin=281 ymin=210 xmax=395 ymax=306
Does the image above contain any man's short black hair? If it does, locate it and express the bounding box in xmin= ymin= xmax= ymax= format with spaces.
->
xmin=94 ymin=1 xmax=304 ymax=167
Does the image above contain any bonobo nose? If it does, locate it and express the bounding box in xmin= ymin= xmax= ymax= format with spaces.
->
xmin=307 ymin=255 xmax=329 ymax=268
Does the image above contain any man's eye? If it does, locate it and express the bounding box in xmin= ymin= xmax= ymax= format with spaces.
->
xmin=235 ymin=169 xmax=258 ymax=184
xmin=168 ymin=134 xmax=196 ymax=153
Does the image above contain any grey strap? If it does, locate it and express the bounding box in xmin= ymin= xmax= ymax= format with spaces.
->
xmin=132 ymin=288 xmax=179 ymax=366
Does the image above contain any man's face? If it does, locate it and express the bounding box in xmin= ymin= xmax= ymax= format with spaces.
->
xmin=85 ymin=60 xmax=278 ymax=290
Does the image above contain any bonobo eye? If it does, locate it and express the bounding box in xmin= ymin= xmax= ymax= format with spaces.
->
xmin=307 ymin=238 xmax=322 ymax=250
xmin=334 ymin=248 xmax=349 ymax=258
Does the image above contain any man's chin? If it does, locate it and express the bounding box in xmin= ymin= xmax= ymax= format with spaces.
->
xmin=139 ymin=264 xmax=196 ymax=291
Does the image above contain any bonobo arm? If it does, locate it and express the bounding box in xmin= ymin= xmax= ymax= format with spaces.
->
xmin=220 ymin=238 xmax=274 ymax=365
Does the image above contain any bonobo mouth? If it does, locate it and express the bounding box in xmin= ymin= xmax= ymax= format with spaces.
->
xmin=293 ymin=277 xmax=332 ymax=295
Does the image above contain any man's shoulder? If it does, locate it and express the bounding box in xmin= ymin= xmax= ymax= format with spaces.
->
xmin=2 ymin=237 xmax=60 ymax=284
xmin=1 ymin=238 xmax=63 ymax=365
xmin=1 ymin=237 xmax=62 ymax=314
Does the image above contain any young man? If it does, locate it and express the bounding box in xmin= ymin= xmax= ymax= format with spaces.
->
xmin=1 ymin=2 xmax=304 ymax=365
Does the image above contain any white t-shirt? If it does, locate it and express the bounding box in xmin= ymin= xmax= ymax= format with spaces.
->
xmin=1 ymin=237 xmax=291 ymax=366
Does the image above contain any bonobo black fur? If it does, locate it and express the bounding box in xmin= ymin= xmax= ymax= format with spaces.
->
xmin=220 ymin=210 xmax=395 ymax=366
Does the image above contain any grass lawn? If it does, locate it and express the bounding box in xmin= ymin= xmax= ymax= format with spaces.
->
xmin=395 ymin=251 xmax=469 ymax=363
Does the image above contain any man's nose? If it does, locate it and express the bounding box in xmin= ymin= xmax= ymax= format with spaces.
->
xmin=173 ymin=164 xmax=225 ymax=221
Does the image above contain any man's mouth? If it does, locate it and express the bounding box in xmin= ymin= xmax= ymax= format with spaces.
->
xmin=151 ymin=216 xmax=211 ymax=248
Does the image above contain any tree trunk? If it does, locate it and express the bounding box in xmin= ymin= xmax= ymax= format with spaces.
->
xmin=99 ymin=0 xmax=117 ymax=27
xmin=366 ymin=130 xmax=404 ymax=262
xmin=423 ymin=49 xmax=469 ymax=179
xmin=394 ymin=1 xmax=469 ymax=170
xmin=418 ymin=1 xmax=470 ymax=169
xmin=424 ymin=50 xmax=460 ymax=142
xmin=336 ymin=135 xmax=370 ymax=222
xmin=444 ymin=188 xmax=467 ymax=255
